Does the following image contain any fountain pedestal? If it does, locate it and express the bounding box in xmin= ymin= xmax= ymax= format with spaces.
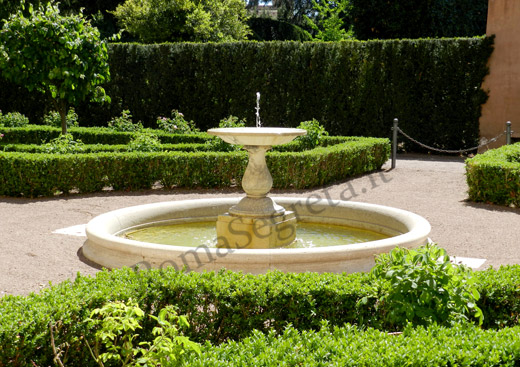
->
xmin=207 ymin=127 xmax=306 ymax=249
xmin=216 ymin=212 xmax=296 ymax=249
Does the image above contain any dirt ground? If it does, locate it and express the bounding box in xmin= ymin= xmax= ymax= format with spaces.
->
xmin=1 ymin=154 xmax=519 ymax=297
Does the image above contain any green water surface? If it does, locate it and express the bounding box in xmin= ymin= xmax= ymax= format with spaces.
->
xmin=123 ymin=221 xmax=389 ymax=248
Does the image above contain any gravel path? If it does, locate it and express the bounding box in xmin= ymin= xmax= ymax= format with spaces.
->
xmin=1 ymin=154 xmax=518 ymax=297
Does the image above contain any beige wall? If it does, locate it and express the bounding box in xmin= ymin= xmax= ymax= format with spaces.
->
xmin=479 ymin=0 xmax=520 ymax=149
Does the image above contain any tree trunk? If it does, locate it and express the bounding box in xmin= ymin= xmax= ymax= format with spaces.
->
xmin=53 ymin=99 xmax=68 ymax=135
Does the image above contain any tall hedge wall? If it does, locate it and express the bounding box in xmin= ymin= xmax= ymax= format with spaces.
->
xmin=0 ymin=38 xmax=493 ymax=151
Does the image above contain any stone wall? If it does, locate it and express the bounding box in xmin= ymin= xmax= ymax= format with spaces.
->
xmin=480 ymin=0 xmax=520 ymax=150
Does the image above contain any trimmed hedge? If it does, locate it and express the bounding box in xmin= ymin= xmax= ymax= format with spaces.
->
xmin=466 ymin=143 xmax=520 ymax=207
xmin=0 ymin=136 xmax=389 ymax=197
xmin=1 ymin=143 xmax=212 ymax=153
xmin=1 ymin=266 xmax=519 ymax=366
xmin=185 ymin=323 xmax=520 ymax=366
xmin=0 ymin=125 xmax=207 ymax=145
xmin=0 ymin=38 xmax=493 ymax=151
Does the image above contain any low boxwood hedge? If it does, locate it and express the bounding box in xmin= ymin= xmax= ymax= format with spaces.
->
xmin=0 ymin=136 xmax=390 ymax=197
xmin=1 ymin=142 xmax=212 ymax=153
xmin=466 ymin=143 xmax=520 ymax=206
xmin=0 ymin=266 xmax=519 ymax=366
xmin=0 ymin=125 xmax=208 ymax=145
xmin=185 ymin=323 xmax=520 ymax=366
xmin=0 ymin=136 xmax=350 ymax=154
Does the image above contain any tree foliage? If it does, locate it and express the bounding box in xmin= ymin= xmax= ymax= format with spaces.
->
xmin=0 ymin=0 xmax=123 ymax=40
xmin=111 ymin=0 xmax=251 ymax=43
xmin=305 ymin=0 xmax=353 ymax=41
xmin=249 ymin=0 xmax=487 ymax=40
xmin=273 ymin=0 xmax=315 ymax=27
xmin=0 ymin=1 xmax=111 ymax=134
xmin=348 ymin=0 xmax=487 ymax=40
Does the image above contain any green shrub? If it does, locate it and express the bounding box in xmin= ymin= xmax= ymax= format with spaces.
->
xmin=41 ymin=134 xmax=85 ymax=154
xmin=0 ymin=125 xmax=209 ymax=145
xmin=1 ymin=264 xmax=520 ymax=366
xmin=108 ymin=110 xmax=143 ymax=132
xmin=0 ymin=136 xmax=388 ymax=196
xmin=2 ymin=142 xmax=212 ymax=154
xmin=466 ymin=143 xmax=520 ymax=207
xmin=183 ymin=323 xmax=520 ymax=366
xmin=268 ymin=136 xmax=389 ymax=189
xmin=296 ymin=118 xmax=329 ymax=150
xmin=127 ymin=132 xmax=162 ymax=152
xmin=156 ymin=110 xmax=199 ymax=134
xmin=43 ymin=108 xmax=79 ymax=129
xmin=216 ymin=115 xmax=247 ymax=129
xmin=80 ymin=299 xmax=200 ymax=367
xmin=0 ymin=110 xmax=29 ymax=127
xmin=363 ymin=244 xmax=483 ymax=329
xmin=306 ymin=0 xmax=354 ymax=42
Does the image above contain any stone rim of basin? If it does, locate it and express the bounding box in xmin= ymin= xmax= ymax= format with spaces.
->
xmin=207 ymin=127 xmax=306 ymax=146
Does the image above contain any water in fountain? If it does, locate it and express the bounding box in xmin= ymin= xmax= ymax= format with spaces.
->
xmin=255 ymin=92 xmax=261 ymax=128
xmin=123 ymin=221 xmax=389 ymax=249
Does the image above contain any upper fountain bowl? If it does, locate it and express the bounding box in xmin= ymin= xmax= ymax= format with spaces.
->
xmin=207 ymin=127 xmax=306 ymax=146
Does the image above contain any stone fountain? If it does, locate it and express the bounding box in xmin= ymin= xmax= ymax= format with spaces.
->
xmin=83 ymin=126 xmax=431 ymax=274
xmin=83 ymin=92 xmax=430 ymax=273
xmin=207 ymin=127 xmax=305 ymax=249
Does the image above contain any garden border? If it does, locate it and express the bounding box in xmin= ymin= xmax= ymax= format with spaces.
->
xmin=466 ymin=143 xmax=520 ymax=206
xmin=0 ymin=131 xmax=390 ymax=197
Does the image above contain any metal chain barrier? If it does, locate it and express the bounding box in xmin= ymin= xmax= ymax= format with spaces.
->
xmin=390 ymin=119 xmax=514 ymax=169
xmin=396 ymin=127 xmax=507 ymax=154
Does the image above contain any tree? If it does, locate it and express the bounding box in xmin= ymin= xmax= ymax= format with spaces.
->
xmin=273 ymin=0 xmax=315 ymax=26
xmin=305 ymin=0 xmax=353 ymax=41
xmin=0 ymin=1 xmax=111 ymax=135
xmin=111 ymin=0 xmax=251 ymax=43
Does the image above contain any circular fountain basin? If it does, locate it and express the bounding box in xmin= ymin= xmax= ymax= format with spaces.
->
xmin=207 ymin=127 xmax=306 ymax=146
xmin=83 ymin=197 xmax=431 ymax=274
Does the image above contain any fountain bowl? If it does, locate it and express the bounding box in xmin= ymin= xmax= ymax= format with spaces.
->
xmin=83 ymin=197 xmax=431 ymax=274
xmin=207 ymin=127 xmax=306 ymax=146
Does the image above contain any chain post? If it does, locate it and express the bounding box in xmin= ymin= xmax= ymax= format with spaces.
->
xmin=392 ymin=118 xmax=398 ymax=169
xmin=506 ymin=121 xmax=512 ymax=145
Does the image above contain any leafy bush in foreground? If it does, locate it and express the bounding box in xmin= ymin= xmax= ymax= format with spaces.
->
xmin=78 ymin=299 xmax=200 ymax=367
xmin=1 ymin=263 xmax=520 ymax=365
xmin=183 ymin=323 xmax=520 ymax=366
xmin=363 ymin=245 xmax=482 ymax=329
